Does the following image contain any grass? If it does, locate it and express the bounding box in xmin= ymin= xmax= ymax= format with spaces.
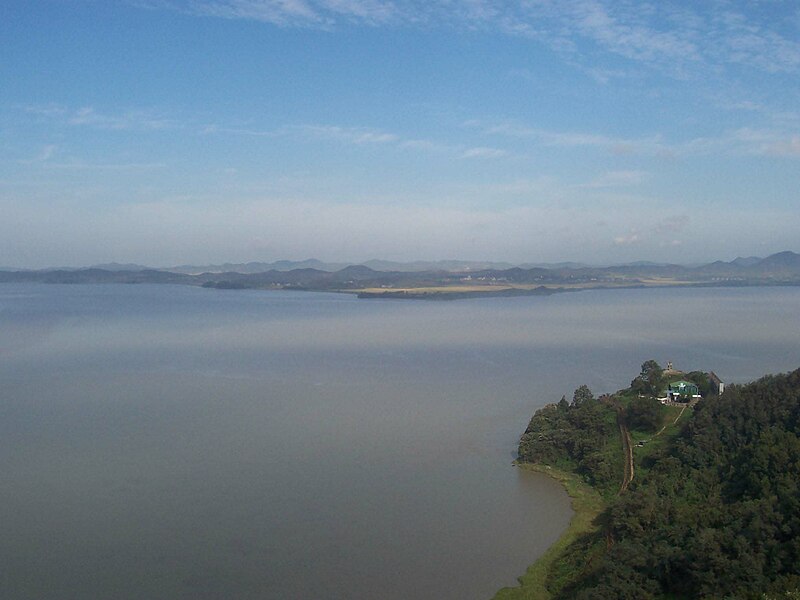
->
xmin=492 ymin=464 xmax=606 ymax=600
xmin=630 ymin=403 xmax=691 ymax=477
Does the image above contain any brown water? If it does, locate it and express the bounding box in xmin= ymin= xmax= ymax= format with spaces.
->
xmin=1 ymin=284 xmax=798 ymax=599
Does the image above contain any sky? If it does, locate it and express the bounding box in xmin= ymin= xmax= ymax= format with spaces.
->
xmin=2 ymin=0 xmax=799 ymax=268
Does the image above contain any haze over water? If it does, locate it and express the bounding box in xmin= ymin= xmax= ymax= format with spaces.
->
xmin=1 ymin=284 xmax=799 ymax=599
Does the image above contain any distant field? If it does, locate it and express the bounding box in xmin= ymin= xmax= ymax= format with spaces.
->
xmin=352 ymin=284 xmax=524 ymax=294
xmin=349 ymin=279 xmax=699 ymax=296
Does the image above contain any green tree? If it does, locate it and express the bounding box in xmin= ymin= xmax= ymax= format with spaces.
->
xmin=626 ymin=396 xmax=662 ymax=432
xmin=631 ymin=360 xmax=664 ymax=397
xmin=573 ymin=384 xmax=594 ymax=407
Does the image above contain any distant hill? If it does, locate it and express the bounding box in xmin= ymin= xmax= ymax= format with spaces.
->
xmin=518 ymin=261 xmax=592 ymax=270
xmin=167 ymin=259 xmax=349 ymax=274
xmin=90 ymin=262 xmax=152 ymax=271
xmin=754 ymin=250 xmax=800 ymax=271
xmin=730 ymin=255 xmax=761 ymax=267
xmin=3 ymin=251 xmax=800 ymax=299
xmin=355 ymin=259 xmax=516 ymax=272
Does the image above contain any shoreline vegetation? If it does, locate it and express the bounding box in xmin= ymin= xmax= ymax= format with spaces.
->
xmin=493 ymin=464 xmax=604 ymax=600
xmin=497 ymin=362 xmax=800 ymax=599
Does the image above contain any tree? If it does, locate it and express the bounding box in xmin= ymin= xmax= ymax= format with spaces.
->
xmin=573 ymin=384 xmax=594 ymax=407
xmin=685 ymin=371 xmax=712 ymax=396
xmin=631 ymin=360 xmax=664 ymax=397
xmin=626 ymin=396 xmax=663 ymax=432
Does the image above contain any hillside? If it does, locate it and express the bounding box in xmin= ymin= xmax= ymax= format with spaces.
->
xmin=501 ymin=364 xmax=800 ymax=599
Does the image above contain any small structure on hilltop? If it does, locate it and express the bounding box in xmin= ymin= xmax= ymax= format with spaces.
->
xmin=664 ymin=380 xmax=701 ymax=403
xmin=662 ymin=361 xmax=683 ymax=377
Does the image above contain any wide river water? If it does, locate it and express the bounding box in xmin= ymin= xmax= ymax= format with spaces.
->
xmin=1 ymin=283 xmax=799 ymax=599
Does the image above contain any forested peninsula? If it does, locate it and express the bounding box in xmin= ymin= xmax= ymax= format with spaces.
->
xmin=496 ymin=363 xmax=800 ymax=599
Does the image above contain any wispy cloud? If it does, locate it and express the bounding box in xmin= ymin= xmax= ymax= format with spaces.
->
xmin=461 ymin=146 xmax=507 ymax=159
xmin=470 ymin=118 xmax=800 ymax=160
xmin=149 ymin=0 xmax=398 ymax=27
xmin=580 ymin=170 xmax=648 ymax=188
xmin=568 ymin=0 xmax=700 ymax=64
xmin=45 ymin=160 xmax=167 ymax=170
xmin=22 ymin=104 xmax=177 ymax=131
xmin=468 ymin=119 xmax=669 ymax=156
xmin=22 ymin=103 xmax=69 ymax=117
xmin=68 ymin=107 xmax=175 ymax=130
xmin=613 ymin=231 xmax=641 ymax=246
xmin=296 ymin=124 xmax=399 ymax=144
xmin=201 ymin=124 xmax=277 ymax=137
xmin=613 ymin=215 xmax=689 ymax=247
xmin=686 ymin=128 xmax=800 ymax=159
xmin=204 ymin=120 xmax=518 ymax=159
xmin=713 ymin=10 xmax=800 ymax=74
xmin=18 ymin=144 xmax=58 ymax=165
xmin=138 ymin=2 xmax=800 ymax=78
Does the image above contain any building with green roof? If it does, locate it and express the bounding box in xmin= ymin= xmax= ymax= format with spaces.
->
xmin=664 ymin=380 xmax=700 ymax=402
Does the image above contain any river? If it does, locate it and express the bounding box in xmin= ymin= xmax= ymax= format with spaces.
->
xmin=1 ymin=283 xmax=798 ymax=599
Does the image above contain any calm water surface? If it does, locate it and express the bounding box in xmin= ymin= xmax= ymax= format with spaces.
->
xmin=1 ymin=284 xmax=799 ymax=599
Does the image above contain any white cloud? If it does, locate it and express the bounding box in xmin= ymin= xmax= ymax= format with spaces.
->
xmin=613 ymin=231 xmax=641 ymax=246
xmin=19 ymin=144 xmax=58 ymax=164
xmin=22 ymin=104 xmax=178 ymax=131
xmin=194 ymin=0 xmax=323 ymax=27
xmin=319 ymin=0 xmax=396 ymax=23
xmin=686 ymin=128 xmax=800 ymax=158
xmin=568 ymin=0 xmax=700 ymax=63
xmin=470 ymin=117 xmax=800 ymax=160
xmin=580 ymin=170 xmax=647 ymax=188
xmin=171 ymin=0 xmax=399 ymax=27
xmin=296 ymin=124 xmax=400 ymax=144
xmin=21 ymin=103 xmax=68 ymax=117
xmin=714 ymin=10 xmax=800 ymax=74
xmin=67 ymin=106 xmax=174 ymax=130
xmin=461 ymin=146 xmax=507 ymax=159
xmin=141 ymin=1 xmax=800 ymax=81
xmin=767 ymin=136 xmax=800 ymax=157
xmin=44 ymin=161 xmax=167 ymax=171
xmin=210 ymin=121 xmax=520 ymax=159
xmin=470 ymin=120 xmax=669 ymax=156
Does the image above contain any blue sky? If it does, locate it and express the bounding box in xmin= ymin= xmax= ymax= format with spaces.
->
xmin=2 ymin=0 xmax=799 ymax=267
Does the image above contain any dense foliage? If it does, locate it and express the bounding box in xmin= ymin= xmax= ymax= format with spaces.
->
xmin=630 ymin=360 xmax=665 ymax=397
xmin=683 ymin=370 xmax=713 ymax=396
xmin=624 ymin=396 xmax=663 ymax=433
xmin=519 ymin=366 xmax=800 ymax=599
xmin=519 ymin=388 xmax=621 ymax=493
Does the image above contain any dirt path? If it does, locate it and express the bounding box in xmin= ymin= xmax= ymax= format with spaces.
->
xmin=607 ymin=398 xmax=635 ymax=495
xmin=654 ymin=404 xmax=687 ymax=437
xmin=618 ymin=416 xmax=634 ymax=494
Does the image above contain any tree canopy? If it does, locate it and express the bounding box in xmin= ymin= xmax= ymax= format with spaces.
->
xmin=630 ymin=359 xmax=665 ymax=397
xmin=517 ymin=365 xmax=800 ymax=599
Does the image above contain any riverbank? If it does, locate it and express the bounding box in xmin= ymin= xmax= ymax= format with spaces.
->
xmin=492 ymin=464 xmax=605 ymax=600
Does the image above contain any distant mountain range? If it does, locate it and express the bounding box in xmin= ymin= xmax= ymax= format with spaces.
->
xmin=162 ymin=258 xmax=521 ymax=274
xmin=2 ymin=252 xmax=799 ymax=299
xmin=4 ymin=253 xmax=797 ymax=275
